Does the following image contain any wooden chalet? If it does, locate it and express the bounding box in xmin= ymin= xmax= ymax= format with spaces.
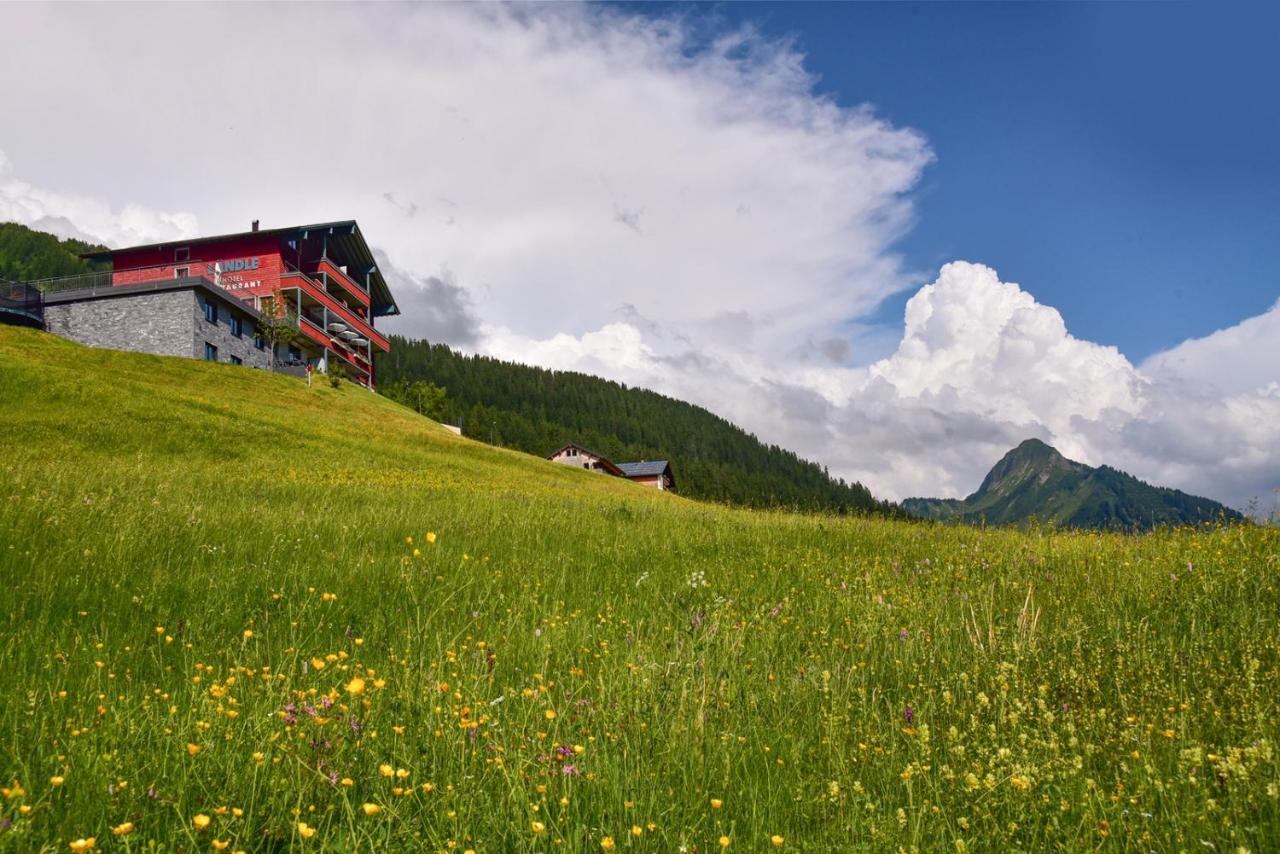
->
xmin=547 ymin=443 xmax=675 ymax=491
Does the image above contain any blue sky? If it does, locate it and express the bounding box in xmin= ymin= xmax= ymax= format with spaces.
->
xmin=693 ymin=1 xmax=1280 ymax=362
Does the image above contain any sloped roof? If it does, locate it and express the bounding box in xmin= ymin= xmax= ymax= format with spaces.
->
xmin=548 ymin=443 xmax=624 ymax=477
xmin=617 ymin=460 xmax=671 ymax=478
xmin=82 ymin=220 xmax=399 ymax=318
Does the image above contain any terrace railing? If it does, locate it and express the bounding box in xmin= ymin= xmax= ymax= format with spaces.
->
xmin=25 ymin=269 xmax=115 ymax=295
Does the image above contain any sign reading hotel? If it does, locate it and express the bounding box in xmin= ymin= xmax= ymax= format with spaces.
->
xmin=208 ymin=257 xmax=262 ymax=291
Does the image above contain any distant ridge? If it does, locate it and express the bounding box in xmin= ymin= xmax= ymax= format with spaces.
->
xmin=903 ymin=438 xmax=1243 ymax=530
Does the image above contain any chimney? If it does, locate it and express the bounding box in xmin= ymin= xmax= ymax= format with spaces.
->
xmin=251 ymin=219 xmax=260 ymax=232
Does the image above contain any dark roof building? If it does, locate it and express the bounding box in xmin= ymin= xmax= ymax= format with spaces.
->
xmin=29 ymin=219 xmax=398 ymax=387
xmin=548 ymin=443 xmax=675 ymax=491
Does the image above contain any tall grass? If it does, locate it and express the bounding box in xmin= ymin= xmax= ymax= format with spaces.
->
xmin=0 ymin=326 xmax=1277 ymax=852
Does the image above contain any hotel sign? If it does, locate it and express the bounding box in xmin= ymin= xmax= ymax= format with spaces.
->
xmin=208 ymin=257 xmax=262 ymax=292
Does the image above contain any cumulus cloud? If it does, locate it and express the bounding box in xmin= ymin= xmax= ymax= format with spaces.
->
xmin=0 ymin=149 xmax=198 ymax=247
xmin=1141 ymin=299 xmax=1280 ymax=396
xmin=488 ymin=262 xmax=1280 ymax=512
xmin=1 ymin=5 xmax=1275 ymax=513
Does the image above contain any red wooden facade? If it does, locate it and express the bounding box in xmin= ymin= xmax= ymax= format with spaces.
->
xmin=87 ymin=221 xmax=399 ymax=388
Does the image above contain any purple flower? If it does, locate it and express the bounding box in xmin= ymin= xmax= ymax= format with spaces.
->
xmin=904 ymin=705 xmax=914 ymax=726
xmin=555 ymin=744 xmax=574 ymax=759
xmin=898 ymin=628 xmax=909 ymax=641
xmin=561 ymin=764 xmax=580 ymax=776
xmin=320 ymin=696 xmax=334 ymax=709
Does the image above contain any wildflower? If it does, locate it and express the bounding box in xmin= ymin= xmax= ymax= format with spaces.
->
xmin=631 ymin=825 xmax=643 ymax=838
xmin=361 ymin=803 xmax=382 ymax=816
xmin=710 ymin=798 xmax=723 ymax=809
xmin=531 ymin=821 xmax=546 ymax=834
xmin=426 ymin=532 xmax=437 ymax=544
xmin=346 ymin=677 xmax=366 ymax=696
xmin=212 ymin=841 xmax=230 ymax=851
xmin=112 ymin=822 xmax=134 ymax=836
xmin=242 ymin=630 xmax=253 ymax=640
xmin=1 ymin=781 xmax=25 ymax=799
xmin=379 ymin=763 xmax=394 ymax=777
xmin=771 ymin=835 xmax=785 ymax=847
xmin=297 ymin=822 xmax=316 ymax=839
xmin=187 ymin=743 xmax=202 ymax=757
xmin=69 ymin=840 xmax=96 ymax=852
xmin=50 ymin=775 xmax=65 ymax=787
xmin=193 ymin=814 xmax=211 ymax=830
xmin=720 ymin=836 xmax=732 ymax=848
xmin=600 ymin=838 xmax=616 ymax=852
xmin=545 ymin=709 xmax=557 ymax=720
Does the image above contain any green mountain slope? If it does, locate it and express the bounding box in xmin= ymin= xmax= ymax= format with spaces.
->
xmin=0 ymin=325 xmax=1274 ymax=850
xmin=0 ymin=221 xmax=107 ymax=282
xmin=378 ymin=337 xmax=899 ymax=515
xmin=903 ymin=437 xmax=1242 ymax=529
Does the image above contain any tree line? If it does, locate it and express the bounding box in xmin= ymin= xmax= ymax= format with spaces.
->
xmin=378 ymin=336 xmax=901 ymax=516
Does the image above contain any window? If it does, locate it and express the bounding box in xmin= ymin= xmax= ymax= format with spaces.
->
xmin=203 ymin=300 xmax=217 ymax=324
xmin=253 ymin=334 xmax=266 ymax=351
xmin=229 ymin=315 xmax=243 ymax=338
xmin=175 ymin=247 xmax=190 ymax=262
xmin=288 ymin=345 xmax=301 ymax=361
xmin=229 ymin=355 xmax=242 ymax=366
xmin=175 ymin=266 xmax=190 ymax=278
xmin=204 ymin=342 xmax=218 ymax=362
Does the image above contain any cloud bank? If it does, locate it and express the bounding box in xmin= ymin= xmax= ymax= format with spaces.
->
xmin=0 ymin=4 xmax=1275 ymax=512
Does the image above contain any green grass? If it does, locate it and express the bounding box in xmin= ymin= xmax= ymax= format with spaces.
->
xmin=0 ymin=324 xmax=1277 ymax=852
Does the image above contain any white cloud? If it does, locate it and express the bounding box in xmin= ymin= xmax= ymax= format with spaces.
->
xmin=0 ymin=149 xmax=198 ymax=247
xmin=1 ymin=5 xmax=1275 ymax=513
xmin=1141 ymin=299 xmax=1280 ymax=396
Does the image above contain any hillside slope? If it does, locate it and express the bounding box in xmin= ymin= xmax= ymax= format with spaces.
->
xmin=0 ymin=221 xmax=107 ymax=282
xmin=0 ymin=326 xmax=1275 ymax=851
xmin=378 ymin=337 xmax=898 ymax=515
xmin=904 ymin=438 xmax=1241 ymax=529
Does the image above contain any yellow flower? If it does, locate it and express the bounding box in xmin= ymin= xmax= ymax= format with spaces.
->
xmin=69 ymin=839 xmax=96 ymax=852
xmin=379 ymin=763 xmax=394 ymax=778
xmin=631 ymin=825 xmax=643 ymax=837
xmin=112 ymin=822 xmax=134 ymax=836
xmin=600 ymin=838 xmax=616 ymax=852
xmin=426 ymin=532 xmax=437 ymax=544
xmin=531 ymin=820 xmax=546 ymax=834
xmin=710 ymin=798 xmax=723 ymax=809
xmin=310 ymin=657 xmax=326 ymax=671
xmin=345 ymin=677 xmax=366 ymax=696
xmin=544 ymin=709 xmax=557 ymax=720
xmin=193 ymin=814 xmax=211 ymax=830
xmin=361 ymin=803 xmax=382 ymax=816
xmin=50 ymin=775 xmax=65 ymax=787
xmin=341 ymin=778 xmax=353 ymax=787
xmin=1 ymin=780 xmax=25 ymax=799
xmin=242 ymin=630 xmax=253 ymax=640
xmin=297 ymin=822 xmax=316 ymax=839
xmin=719 ymin=836 xmax=732 ymax=848
xmin=187 ymin=743 xmax=203 ymax=757
xmin=771 ymin=835 xmax=785 ymax=847
xmin=212 ymin=841 xmax=230 ymax=851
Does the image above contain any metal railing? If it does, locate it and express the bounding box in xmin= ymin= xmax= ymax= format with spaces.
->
xmin=25 ymin=269 xmax=115 ymax=294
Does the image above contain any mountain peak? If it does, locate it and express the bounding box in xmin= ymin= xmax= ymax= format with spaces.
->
xmin=976 ymin=438 xmax=1082 ymax=498
xmin=903 ymin=438 xmax=1242 ymax=530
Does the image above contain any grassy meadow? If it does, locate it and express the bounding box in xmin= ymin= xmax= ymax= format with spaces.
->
xmin=0 ymin=324 xmax=1277 ymax=852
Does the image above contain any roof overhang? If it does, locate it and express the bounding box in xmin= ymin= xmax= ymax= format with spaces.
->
xmin=81 ymin=220 xmax=401 ymax=320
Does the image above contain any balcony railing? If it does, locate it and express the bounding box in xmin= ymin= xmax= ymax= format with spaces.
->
xmin=25 ymin=269 xmax=115 ymax=294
